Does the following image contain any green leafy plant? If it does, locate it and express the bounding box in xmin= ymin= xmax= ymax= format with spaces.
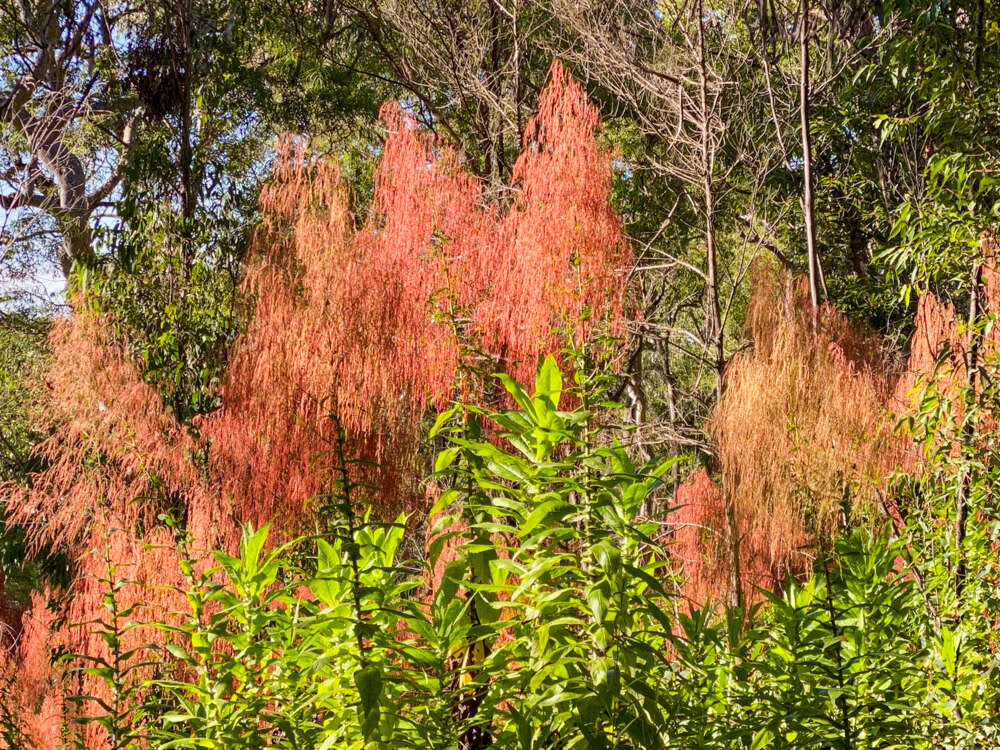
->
xmin=132 ymin=356 xmax=995 ymax=750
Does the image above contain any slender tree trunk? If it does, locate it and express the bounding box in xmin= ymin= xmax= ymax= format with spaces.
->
xmin=625 ymin=341 xmax=651 ymax=465
xmin=659 ymin=333 xmax=682 ymax=499
xmin=697 ymin=0 xmax=742 ymax=610
xmin=800 ymin=0 xmax=821 ymax=316
xmin=974 ymin=0 xmax=985 ymax=75
xmin=697 ymin=2 xmax=724 ymax=411
xmin=956 ymin=258 xmax=983 ymax=598
xmin=179 ymin=0 xmax=195 ymax=271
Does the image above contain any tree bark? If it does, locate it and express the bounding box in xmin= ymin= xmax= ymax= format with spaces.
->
xmin=956 ymin=258 xmax=983 ymax=598
xmin=697 ymin=0 xmax=742 ymax=610
xmin=0 ymin=1 xmax=119 ymax=278
xmin=800 ymin=0 xmax=821 ymax=315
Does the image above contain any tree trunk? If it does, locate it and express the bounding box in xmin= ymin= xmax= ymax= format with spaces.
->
xmin=697 ymin=0 xmax=742 ymax=610
xmin=800 ymin=0 xmax=821 ymax=316
xmin=956 ymin=257 xmax=983 ymax=598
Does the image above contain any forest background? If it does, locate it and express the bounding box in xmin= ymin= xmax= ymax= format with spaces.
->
xmin=2 ymin=0 xmax=1000 ymax=748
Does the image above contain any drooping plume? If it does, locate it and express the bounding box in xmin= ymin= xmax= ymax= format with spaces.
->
xmin=5 ymin=308 xmax=234 ymax=558
xmin=475 ymin=61 xmax=631 ymax=385
xmin=0 ymin=590 xmax=61 ymax=750
xmin=205 ymin=60 xmax=632 ymax=525
xmin=673 ymin=267 xmax=906 ymax=606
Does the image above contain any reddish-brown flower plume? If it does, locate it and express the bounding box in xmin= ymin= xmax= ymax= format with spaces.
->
xmin=204 ymin=60 xmax=632 ymax=526
xmin=0 ymin=590 xmax=62 ymax=750
xmin=674 ymin=267 xmax=907 ymax=608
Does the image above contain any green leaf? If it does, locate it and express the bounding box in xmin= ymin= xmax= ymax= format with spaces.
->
xmin=429 ymin=405 xmax=457 ymax=437
xmin=240 ymin=523 xmax=271 ymax=575
xmin=588 ymin=586 xmax=608 ymax=623
xmin=434 ymin=447 xmax=460 ymax=472
xmin=533 ymin=354 xmax=563 ymax=411
xmin=752 ymin=728 xmax=775 ymax=749
xmin=521 ymin=498 xmax=570 ymax=536
xmin=355 ymin=666 xmax=382 ymax=714
xmin=496 ymin=373 xmax=537 ymax=419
